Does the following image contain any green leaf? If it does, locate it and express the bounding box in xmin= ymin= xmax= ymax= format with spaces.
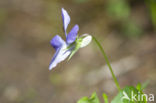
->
xmin=136 ymin=83 xmax=142 ymax=91
xmin=77 ymin=92 xmax=100 ymax=103
xmin=141 ymin=80 xmax=150 ymax=90
xmin=136 ymin=80 xmax=150 ymax=91
xmin=111 ymin=86 xmax=147 ymax=103
xmin=103 ymin=93 xmax=109 ymax=103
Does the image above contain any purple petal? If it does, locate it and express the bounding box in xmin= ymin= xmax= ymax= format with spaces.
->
xmin=62 ymin=8 xmax=70 ymax=36
xmin=49 ymin=43 xmax=71 ymax=70
xmin=66 ymin=24 xmax=79 ymax=44
xmin=50 ymin=35 xmax=65 ymax=50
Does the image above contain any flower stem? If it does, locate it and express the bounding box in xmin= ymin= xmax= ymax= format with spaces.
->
xmin=93 ymin=36 xmax=121 ymax=91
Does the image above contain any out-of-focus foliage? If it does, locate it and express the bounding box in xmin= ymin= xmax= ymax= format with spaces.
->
xmin=0 ymin=9 xmax=7 ymax=25
xmin=121 ymin=21 xmax=142 ymax=38
xmin=106 ymin=0 xmax=130 ymax=20
xmin=106 ymin=0 xmax=143 ymax=37
xmin=73 ymin=0 xmax=90 ymax=4
xmin=0 ymin=8 xmax=8 ymax=40
xmin=146 ymin=0 xmax=156 ymax=29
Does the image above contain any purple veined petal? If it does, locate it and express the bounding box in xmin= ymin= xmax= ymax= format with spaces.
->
xmin=80 ymin=34 xmax=92 ymax=48
xmin=50 ymin=35 xmax=65 ymax=50
xmin=66 ymin=24 xmax=79 ymax=44
xmin=62 ymin=8 xmax=70 ymax=36
xmin=49 ymin=43 xmax=71 ymax=70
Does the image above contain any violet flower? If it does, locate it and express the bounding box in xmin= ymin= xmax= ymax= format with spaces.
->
xmin=49 ymin=8 xmax=92 ymax=70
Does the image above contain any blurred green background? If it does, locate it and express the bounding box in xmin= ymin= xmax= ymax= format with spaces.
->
xmin=0 ymin=0 xmax=156 ymax=103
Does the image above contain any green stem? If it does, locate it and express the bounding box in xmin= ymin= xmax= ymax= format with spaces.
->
xmin=103 ymin=93 xmax=109 ymax=103
xmin=93 ymin=36 xmax=121 ymax=91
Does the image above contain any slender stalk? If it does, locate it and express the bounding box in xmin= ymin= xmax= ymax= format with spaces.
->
xmin=93 ymin=36 xmax=121 ymax=91
xmin=103 ymin=93 xmax=109 ymax=103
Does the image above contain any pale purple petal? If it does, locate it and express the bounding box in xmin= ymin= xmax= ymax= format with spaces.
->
xmin=62 ymin=8 xmax=70 ymax=36
xmin=49 ymin=43 xmax=71 ymax=70
xmin=66 ymin=24 xmax=79 ymax=44
xmin=50 ymin=35 xmax=65 ymax=50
